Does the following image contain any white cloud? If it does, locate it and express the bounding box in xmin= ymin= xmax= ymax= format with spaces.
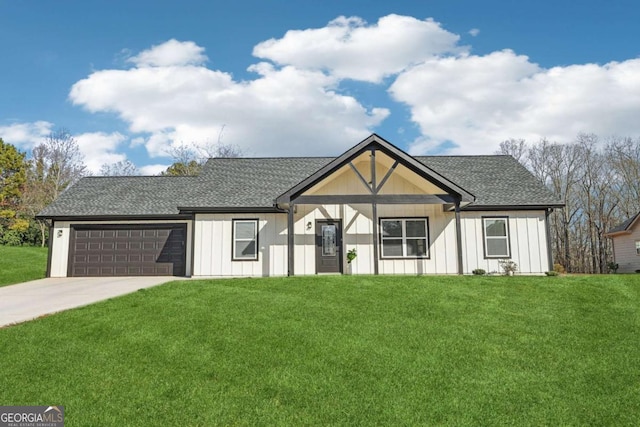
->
xmin=75 ymin=131 xmax=127 ymax=173
xmin=66 ymin=14 xmax=640 ymax=162
xmin=138 ymin=164 xmax=169 ymax=175
xmin=0 ymin=121 xmax=54 ymax=150
xmin=127 ymin=39 xmax=208 ymax=67
xmin=253 ymin=14 xmax=463 ymax=83
xmin=390 ymin=50 xmax=640 ymax=154
xmin=469 ymin=28 xmax=480 ymax=37
xmin=70 ymin=39 xmax=389 ymax=158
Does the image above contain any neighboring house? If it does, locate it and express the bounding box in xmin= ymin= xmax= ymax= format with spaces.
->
xmin=605 ymin=212 xmax=640 ymax=273
xmin=38 ymin=134 xmax=562 ymax=277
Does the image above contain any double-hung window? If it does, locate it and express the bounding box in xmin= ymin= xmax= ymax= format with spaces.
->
xmin=380 ymin=218 xmax=429 ymax=258
xmin=483 ymin=217 xmax=510 ymax=258
xmin=232 ymin=219 xmax=258 ymax=261
xmin=636 ymin=240 xmax=640 ymax=256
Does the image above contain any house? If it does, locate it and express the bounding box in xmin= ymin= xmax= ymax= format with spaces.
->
xmin=38 ymin=134 xmax=563 ymax=277
xmin=605 ymin=212 xmax=640 ymax=273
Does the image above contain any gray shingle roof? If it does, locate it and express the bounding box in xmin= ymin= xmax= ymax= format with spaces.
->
xmin=417 ymin=155 xmax=560 ymax=207
xmin=38 ymin=176 xmax=199 ymax=217
xmin=38 ymin=154 xmax=561 ymax=218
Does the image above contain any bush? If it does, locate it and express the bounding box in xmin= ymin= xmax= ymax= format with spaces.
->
xmin=0 ymin=229 xmax=23 ymax=246
xmin=607 ymin=262 xmax=619 ymax=274
xmin=498 ymin=259 xmax=518 ymax=275
xmin=553 ymin=263 xmax=565 ymax=274
xmin=545 ymin=271 xmax=559 ymax=276
xmin=472 ymin=269 xmax=486 ymax=275
xmin=635 ymin=270 xmax=640 ymax=274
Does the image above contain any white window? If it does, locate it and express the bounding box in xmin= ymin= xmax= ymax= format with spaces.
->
xmin=380 ymin=218 xmax=429 ymax=258
xmin=232 ymin=219 xmax=258 ymax=261
xmin=636 ymin=241 xmax=640 ymax=256
xmin=483 ymin=217 xmax=510 ymax=258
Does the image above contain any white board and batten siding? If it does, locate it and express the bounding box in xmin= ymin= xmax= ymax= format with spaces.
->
xmin=612 ymin=226 xmax=640 ymax=273
xmin=193 ymin=213 xmax=288 ymax=277
xmin=49 ymin=219 xmax=193 ymax=278
xmin=460 ymin=211 xmax=549 ymax=274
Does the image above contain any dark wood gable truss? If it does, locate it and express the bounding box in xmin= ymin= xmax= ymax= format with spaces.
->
xmin=275 ymin=134 xmax=475 ymax=276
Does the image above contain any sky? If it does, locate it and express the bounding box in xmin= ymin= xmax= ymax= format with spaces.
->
xmin=2 ymin=0 xmax=640 ymax=174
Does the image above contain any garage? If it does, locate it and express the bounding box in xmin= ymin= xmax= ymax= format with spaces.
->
xmin=68 ymin=224 xmax=187 ymax=277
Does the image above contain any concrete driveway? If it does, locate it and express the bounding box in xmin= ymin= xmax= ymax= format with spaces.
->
xmin=0 ymin=276 xmax=176 ymax=327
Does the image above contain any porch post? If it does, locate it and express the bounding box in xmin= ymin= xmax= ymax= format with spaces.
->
xmin=370 ymin=148 xmax=379 ymax=275
xmin=288 ymin=203 xmax=295 ymax=276
xmin=454 ymin=198 xmax=463 ymax=275
xmin=372 ymin=201 xmax=379 ymax=275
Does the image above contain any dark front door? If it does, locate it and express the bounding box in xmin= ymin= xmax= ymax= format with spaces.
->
xmin=315 ymin=219 xmax=343 ymax=273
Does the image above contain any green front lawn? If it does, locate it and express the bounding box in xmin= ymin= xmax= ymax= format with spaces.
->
xmin=0 ymin=245 xmax=48 ymax=286
xmin=1 ymin=275 xmax=639 ymax=425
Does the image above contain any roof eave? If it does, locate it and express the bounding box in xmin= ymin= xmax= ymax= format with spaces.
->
xmin=459 ymin=203 xmax=564 ymax=211
xmin=178 ymin=206 xmax=285 ymax=214
xmin=36 ymin=213 xmax=192 ymax=221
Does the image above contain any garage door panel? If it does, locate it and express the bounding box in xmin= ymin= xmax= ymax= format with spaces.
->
xmin=68 ymin=224 xmax=186 ymax=277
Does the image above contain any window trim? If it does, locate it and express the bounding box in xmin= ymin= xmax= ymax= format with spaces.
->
xmin=379 ymin=217 xmax=430 ymax=260
xmin=232 ymin=219 xmax=259 ymax=261
xmin=482 ymin=216 xmax=511 ymax=259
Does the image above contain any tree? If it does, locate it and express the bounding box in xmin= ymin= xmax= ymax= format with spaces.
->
xmin=496 ymin=138 xmax=528 ymax=163
xmin=99 ymin=160 xmax=138 ymax=176
xmin=31 ymin=129 xmax=87 ymax=200
xmin=0 ymin=139 xmax=29 ymax=245
xmin=161 ymin=136 xmax=243 ymax=176
xmin=0 ymin=138 xmax=27 ymax=209
xmin=22 ymin=129 xmax=88 ymax=246
xmin=503 ymin=133 xmax=640 ymax=273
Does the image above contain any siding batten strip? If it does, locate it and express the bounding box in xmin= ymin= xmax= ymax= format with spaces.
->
xmin=455 ymin=199 xmax=463 ymax=274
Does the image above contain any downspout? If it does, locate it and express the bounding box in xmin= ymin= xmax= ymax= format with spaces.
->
xmin=190 ymin=214 xmax=196 ymax=277
xmin=45 ymin=219 xmax=54 ymax=278
xmin=545 ymin=209 xmax=553 ymax=271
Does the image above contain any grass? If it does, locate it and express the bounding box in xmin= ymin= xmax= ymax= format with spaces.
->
xmin=0 ymin=275 xmax=639 ymax=425
xmin=0 ymin=245 xmax=48 ymax=286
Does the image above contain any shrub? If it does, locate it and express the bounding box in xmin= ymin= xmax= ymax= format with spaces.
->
xmin=472 ymin=268 xmax=486 ymax=275
xmin=607 ymin=262 xmax=619 ymax=274
xmin=346 ymin=248 xmax=357 ymax=264
xmin=498 ymin=259 xmax=518 ymax=275
xmin=553 ymin=263 xmax=565 ymax=274
xmin=635 ymin=270 xmax=640 ymax=274
xmin=545 ymin=271 xmax=559 ymax=276
xmin=0 ymin=229 xmax=23 ymax=246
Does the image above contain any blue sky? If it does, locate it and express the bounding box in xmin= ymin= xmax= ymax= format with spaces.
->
xmin=2 ymin=0 xmax=640 ymax=173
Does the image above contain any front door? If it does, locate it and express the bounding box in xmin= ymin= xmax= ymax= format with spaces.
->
xmin=315 ymin=219 xmax=343 ymax=273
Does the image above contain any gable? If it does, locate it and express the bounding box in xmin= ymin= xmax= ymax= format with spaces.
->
xmin=276 ymin=134 xmax=474 ymax=206
xmin=304 ymin=150 xmax=448 ymax=197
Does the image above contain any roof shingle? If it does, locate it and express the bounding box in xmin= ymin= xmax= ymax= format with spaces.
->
xmin=38 ymin=154 xmax=561 ymax=218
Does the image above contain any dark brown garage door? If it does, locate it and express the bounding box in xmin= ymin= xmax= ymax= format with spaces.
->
xmin=68 ymin=224 xmax=187 ymax=277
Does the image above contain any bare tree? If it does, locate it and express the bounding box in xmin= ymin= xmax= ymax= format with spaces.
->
xmin=24 ymin=129 xmax=87 ymax=245
xmin=496 ymin=138 xmax=528 ymax=163
xmin=162 ymin=127 xmax=243 ymax=176
xmin=99 ymin=160 xmax=138 ymax=176
xmin=32 ymin=129 xmax=87 ymax=199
